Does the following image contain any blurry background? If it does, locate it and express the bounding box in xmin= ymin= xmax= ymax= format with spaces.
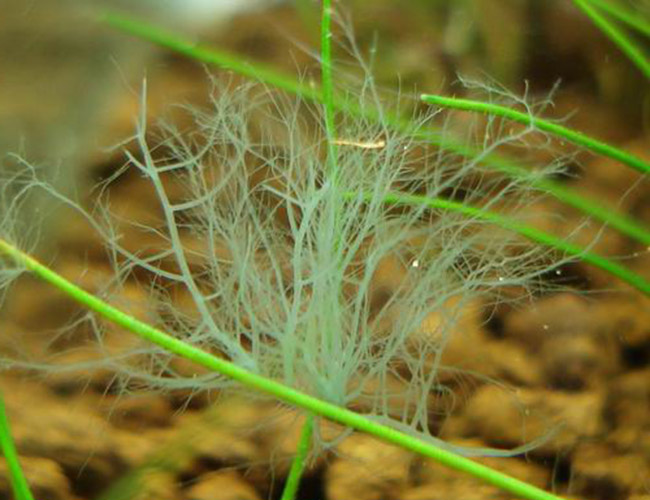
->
xmin=1 ymin=2 xmax=649 ymax=500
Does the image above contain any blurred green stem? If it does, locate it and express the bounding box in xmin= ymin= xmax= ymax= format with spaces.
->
xmin=572 ymin=0 xmax=650 ymax=79
xmin=348 ymin=191 xmax=650 ymax=295
xmin=585 ymin=0 xmax=650 ymax=36
xmin=421 ymin=93 xmax=650 ymax=176
xmin=279 ymin=4 xmax=335 ymax=499
xmin=0 ymin=390 xmax=35 ymax=500
xmin=280 ymin=415 xmax=314 ymax=500
xmin=321 ymin=0 xmax=338 ymax=179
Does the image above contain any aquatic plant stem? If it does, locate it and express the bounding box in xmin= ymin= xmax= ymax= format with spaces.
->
xmin=321 ymin=0 xmax=338 ymax=177
xmin=523 ymin=173 xmax=650 ymax=246
xmin=102 ymin=11 xmax=321 ymax=101
xmin=280 ymin=415 xmax=315 ymax=500
xmin=370 ymin=192 xmax=650 ymax=294
xmin=278 ymin=5 xmax=337 ymax=499
xmin=584 ymin=0 xmax=650 ymax=37
xmin=421 ymin=94 xmax=650 ymax=176
xmin=0 ymin=237 xmax=569 ymax=500
xmin=571 ymin=0 xmax=650 ymax=79
xmin=102 ymin=11 xmax=650 ymax=248
xmin=0 ymin=391 xmax=35 ymax=500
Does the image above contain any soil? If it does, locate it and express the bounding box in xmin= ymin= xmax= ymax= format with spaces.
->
xmin=1 ymin=2 xmax=649 ymax=500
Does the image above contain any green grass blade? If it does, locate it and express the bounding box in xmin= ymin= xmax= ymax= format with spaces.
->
xmin=412 ymin=128 xmax=650 ymax=246
xmin=101 ymin=11 xmax=650 ymax=248
xmin=533 ymin=178 xmax=650 ymax=246
xmin=101 ymin=12 xmax=321 ymax=101
xmin=280 ymin=415 xmax=314 ymax=500
xmin=277 ymin=5 xmax=336 ymax=499
xmin=421 ymin=94 xmax=650 ymax=176
xmin=0 ymin=238 xmax=571 ymax=500
xmin=0 ymin=390 xmax=35 ymax=500
xmin=358 ymin=191 xmax=650 ymax=295
xmin=320 ymin=0 xmax=335 ymax=136
xmin=572 ymin=0 xmax=650 ymax=79
xmin=321 ymin=0 xmax=338 ymax=178
xmin=585 ymin=0 xmax=650 ymax=37
xmin=478 ymin=153 xmax=650 ymax=246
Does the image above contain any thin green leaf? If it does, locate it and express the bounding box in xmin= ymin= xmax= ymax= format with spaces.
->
xmin=321 ymin=0 xmax=338 ymax=178
xmin=585 ymin=0 xmax=650 ymax=37
xmin=102 ymin=12 xmax=320 ymax=101
xmin=482 ymin=156 xmax=650 ymax=246
xmin=421 ymin=93 xmax=650 ymax=176
xmin=280 ymin=415 xmax=314 ymax=500
xmin=278 ymin=4 xmax=336 ymax=498
xmin=0 ymin=390 xmax=35 ymax=500
xmin=357 ymin=191 xmax=650 ymax=295
xmin=572 ymin=0 xmax=650 ymax=79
